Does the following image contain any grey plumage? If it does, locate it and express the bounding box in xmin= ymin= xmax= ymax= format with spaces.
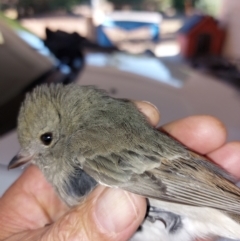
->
xmin=9 ymin=84 xmax=240 ymax=241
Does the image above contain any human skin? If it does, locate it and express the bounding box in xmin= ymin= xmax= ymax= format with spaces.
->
xmin=0 ymin=101 xmax=240 ymax=241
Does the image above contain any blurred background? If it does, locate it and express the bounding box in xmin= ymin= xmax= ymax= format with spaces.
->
xmin=0 ymin=2 xmax=240 ymax=238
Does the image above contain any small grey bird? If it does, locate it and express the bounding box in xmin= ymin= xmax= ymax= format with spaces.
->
xmin=9 ymin=84 xmax=240 ymax=241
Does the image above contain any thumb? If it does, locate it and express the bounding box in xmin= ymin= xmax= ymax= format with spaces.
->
xmin=48 ymin=186 xmax=146 ymax=241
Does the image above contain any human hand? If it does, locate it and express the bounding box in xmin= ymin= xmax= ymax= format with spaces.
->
xmin=161 ymin=116 xmax=240 ymax=241
xmin=1 ymin=101 xmax=240 ymax=241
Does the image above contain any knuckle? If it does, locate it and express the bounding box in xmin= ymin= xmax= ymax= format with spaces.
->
xmin=51 ymin=211 xmax=86 ymax=241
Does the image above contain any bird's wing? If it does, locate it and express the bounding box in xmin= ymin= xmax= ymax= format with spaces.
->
xmin=82 ymin=147 xmax=240 ymax=215
xmin=126 ymin=153 xmax=240 ymax=215
xmin=72 ymin=111 xmax=240 ymax=216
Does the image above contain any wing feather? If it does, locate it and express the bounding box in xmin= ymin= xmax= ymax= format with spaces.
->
xmin=126 ymin=156 xmax=240 ymax=214
xmin=83 ymin=150 xmax=240 ymax=215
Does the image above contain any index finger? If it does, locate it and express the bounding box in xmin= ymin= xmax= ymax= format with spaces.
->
xmin=161 ymin=115 xmax=227 ymax=154
xmin=134 ymin=101 xmax=160 ymax=127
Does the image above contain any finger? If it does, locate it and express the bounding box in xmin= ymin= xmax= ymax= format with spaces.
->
xmin=4 ymin=187 xmax=146 ymax=241
xmin=208 ymin=142 xmax=240 ymax=179
xmin=3 ymin=227 xmax=48 ymax=241
xmin=0 ymin=165 xmax=68 ymax=239
xmin=134 ymin=101 xmax=160 ymax=127
xmin=45 ymin=186 xmax=146 ymax=241
xmin=161 ymin=115 xmax=227 ymax=154
xmin=1 ymin=169 xmax=146 ymax=241
xmin=3 ymin=186 xmax=146 ymax=241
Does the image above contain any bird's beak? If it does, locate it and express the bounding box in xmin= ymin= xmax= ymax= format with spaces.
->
xmin=8 ymin=151 xmax=33 ymax=170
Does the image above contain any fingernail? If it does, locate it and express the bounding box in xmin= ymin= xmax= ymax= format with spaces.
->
xmin=94 ymin=188 xmax=139 ymax=234
xmin=141 ymin=101 xmax=159 ymax=112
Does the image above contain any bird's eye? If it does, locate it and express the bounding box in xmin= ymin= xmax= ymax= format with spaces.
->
xmin=40 ymin=132 xmax=53 ymax=146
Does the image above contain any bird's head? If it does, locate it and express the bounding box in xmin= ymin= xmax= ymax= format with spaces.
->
xmin=8 ymin=84 xmax=64 ymax=170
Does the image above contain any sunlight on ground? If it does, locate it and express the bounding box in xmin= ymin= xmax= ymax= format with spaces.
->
xmin=154 ymin=41 xmax=180 ymax=57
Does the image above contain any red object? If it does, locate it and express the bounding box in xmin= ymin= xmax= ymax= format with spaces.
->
xmin=177 ymin=15 xmax=226 ymax=58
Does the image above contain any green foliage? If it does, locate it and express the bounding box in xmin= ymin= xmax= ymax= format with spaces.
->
xmin=17 ymin=0 xmax=82 ymax=14
xmin=195 ymin=0 xmax=221 ymax=16
xmin=108 ymin=0 xmax=144 ymax=9
xmin=172 ymin=0 xmax=185 ymax=12
xmin=160 ymin=0 xmax=173 ymax=10
xmin=49 ymin=0 xmax=80 ymax=11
